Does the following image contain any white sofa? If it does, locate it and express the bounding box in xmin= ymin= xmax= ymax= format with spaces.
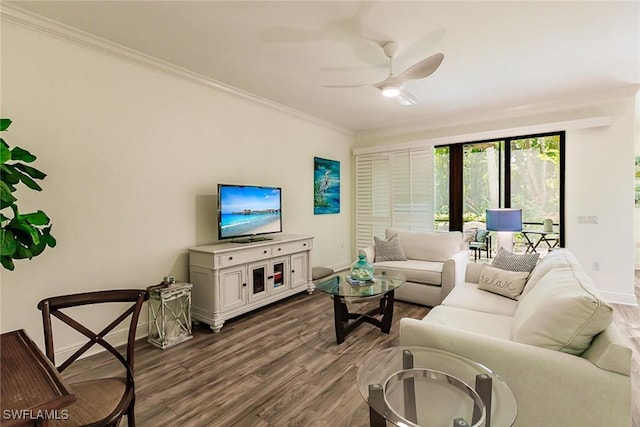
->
xmin=359 ymin=229 xmax=468 ymax=307
xmin=399 ymin=249 xmax=632 ymax=426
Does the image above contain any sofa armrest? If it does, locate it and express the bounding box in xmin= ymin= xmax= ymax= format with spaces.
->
xmin=441 ymin=250 xmax=468 ymax=299
xmin=399 ymin=318 xmax=631 ymax=427
xmin=358 ymin=246 xmax=375 ymax=263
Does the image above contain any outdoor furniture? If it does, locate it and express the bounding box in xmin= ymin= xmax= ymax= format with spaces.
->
xmin=463 ymin=222 xmax=492 ymax=261
xmin=522 ymin=230 xmax=559 ymax=253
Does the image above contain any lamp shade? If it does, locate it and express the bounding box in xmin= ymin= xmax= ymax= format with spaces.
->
xmin=486 ymin=208 xmax=522 ymax=232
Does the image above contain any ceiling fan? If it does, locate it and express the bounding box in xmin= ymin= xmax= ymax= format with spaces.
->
xmin=325 ymin=41 xmax=444 ymax=106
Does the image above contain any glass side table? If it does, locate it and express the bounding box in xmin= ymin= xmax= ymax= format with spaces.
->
xmin=357 ymin=347 xmax=517 ymax=427
xmin=147 ymin=282 xmax=193 ymax=349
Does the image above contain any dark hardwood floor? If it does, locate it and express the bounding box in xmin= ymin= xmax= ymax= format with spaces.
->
xmin=62 ymin=273 xmax=640 ymax=427
xmin=62 ymin=292 xmax=429 ymax=426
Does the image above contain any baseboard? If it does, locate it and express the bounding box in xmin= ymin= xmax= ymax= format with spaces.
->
xmin=54 ymin=321 xmax=149 ymax=363
xmin=601 ymin=291 xmax=638 ymax=306
xmin=330 ymin=262 xmax=350 ymax=273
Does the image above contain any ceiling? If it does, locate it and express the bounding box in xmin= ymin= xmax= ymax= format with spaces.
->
xmin=6 ymin=1 xmax=640 ymax=134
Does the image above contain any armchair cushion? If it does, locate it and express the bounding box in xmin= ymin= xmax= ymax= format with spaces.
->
xmin=385 ymin=229 xmax=464 ymax=262
xmin=374 ymin=260 xmax=443 ymax=285
xmin=475 ymin=229 xmax=490 ymax=243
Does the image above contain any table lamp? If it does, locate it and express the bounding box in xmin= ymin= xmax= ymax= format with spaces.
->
xmin=486 ymin=208 xmax=522 ymax=252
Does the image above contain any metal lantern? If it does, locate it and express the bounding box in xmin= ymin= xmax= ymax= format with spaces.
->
xmin=147 ymin=282 xmax=193 ymax=349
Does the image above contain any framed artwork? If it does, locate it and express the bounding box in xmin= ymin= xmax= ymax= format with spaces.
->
xmin=314 ymin=157 xmax=340 ymax=214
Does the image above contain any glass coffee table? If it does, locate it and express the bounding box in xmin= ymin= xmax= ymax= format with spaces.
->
xmin=314 ymin=273 xmax=405 ymax=344
xmin=357 ymin=347 xmax=517 ymax=427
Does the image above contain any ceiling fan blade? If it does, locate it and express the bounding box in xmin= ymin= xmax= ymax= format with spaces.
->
xmin=396 ymin=53 xmax=444 ymax=83
xmin=396 ymin=89 xmax=418 ymax=106
xmin=323 ymin=83 xmax=375 ymax=89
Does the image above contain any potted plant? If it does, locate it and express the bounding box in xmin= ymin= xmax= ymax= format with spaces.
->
xmin=1 ymin=118 xmax=56 ymax=270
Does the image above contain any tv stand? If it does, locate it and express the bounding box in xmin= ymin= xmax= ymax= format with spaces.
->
xmin=231 ymin=236 xmax=273 ymax=244
xmin=189 ymin=234 xmax=314 ymax=332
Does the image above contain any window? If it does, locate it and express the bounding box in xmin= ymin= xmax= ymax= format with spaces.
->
xmin=355 ymin=148 xmax=434 ymax=250
xmin=437 ymin=132 xmax=565 ymax=246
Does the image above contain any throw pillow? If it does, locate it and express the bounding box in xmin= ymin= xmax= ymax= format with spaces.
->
xmin=374 ymin=235 xmax=407 ymax=262
xmin=477 ymin=264 xmax=530 ymax=299
xmin=475 ymin=229 xmax=490 ymax=243
xmin=463 ymin=228 xmax=478 ymax=243
xmin=491 ymin=247 xmax=539 ymax=273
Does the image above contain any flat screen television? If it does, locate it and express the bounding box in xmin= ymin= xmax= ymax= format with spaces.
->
xmin=217 ymin=184 xmax=282 ymax=242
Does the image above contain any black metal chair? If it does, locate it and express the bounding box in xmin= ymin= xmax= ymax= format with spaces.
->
xmin=38 ymin=289 xmax=148 ymax=426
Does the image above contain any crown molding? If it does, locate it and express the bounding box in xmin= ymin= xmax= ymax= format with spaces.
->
xmin=352 ymin=115 xmax=612 ymax=155
xmin=0 ymin=4 xmax=353 ymax=137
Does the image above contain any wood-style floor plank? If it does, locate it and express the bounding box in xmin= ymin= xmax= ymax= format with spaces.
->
xmin=61 ymin=274 xmax=640 ymax=427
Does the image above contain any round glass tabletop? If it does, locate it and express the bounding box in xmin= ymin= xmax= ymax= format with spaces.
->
xmin=357 ymin=346 xmax=517 ymax=427
xmin=314 ymin=273 xmax=405 ymax=299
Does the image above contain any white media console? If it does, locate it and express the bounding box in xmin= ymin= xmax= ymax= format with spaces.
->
xmin=188 ymin=234 xmax=314 ymax=332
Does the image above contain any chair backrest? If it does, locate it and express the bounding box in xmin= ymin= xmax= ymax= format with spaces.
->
xmin=38 ymin=289 xmax=149 ymax=378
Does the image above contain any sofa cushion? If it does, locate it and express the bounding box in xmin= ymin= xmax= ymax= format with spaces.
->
xmin=386 ymin=229 xmax=464 ymax=262
xmin=374 ymin=235 xmax=407 ymax=262
xmin=491 ymin=247 xmax=539 ymax=273
xmin=442 ymin=281 xmax=518 ymax=316
xmin=477 ymin=264 xmax=529 ymax=300
xmin=374 ymin=260 xmax=443 ymax=285
xmin=513 ymin=264 xmax=613 ymax=355
xmin=520 ymin=249 xmax=573 ymax=299
xmin=422 ymin=305 xmax=513 ymax=340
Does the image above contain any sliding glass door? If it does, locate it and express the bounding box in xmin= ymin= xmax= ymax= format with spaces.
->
xmin=436 ymin=131 xmax=564 ymax=251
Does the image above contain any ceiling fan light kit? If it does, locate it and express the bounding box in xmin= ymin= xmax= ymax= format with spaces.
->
xmin=381 ymin=84 xmax=402 ymax=97
xmin=326 ymin=40 xmax=444 ymax=106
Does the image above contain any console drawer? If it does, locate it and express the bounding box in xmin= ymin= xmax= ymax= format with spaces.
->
xmin=217 ymin=247 xmax=272 ymax=267
xmin=272 ymin=239 xmax=313 ymax=256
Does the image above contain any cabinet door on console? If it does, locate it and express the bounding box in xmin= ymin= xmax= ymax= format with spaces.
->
xmin=248 ymin=261 xmax=269 ymax=302
xmin=219 ymin=266 xmax=247 ymax=311
xmin=290 ymin=252 xmax=309 ymax=289
xmin=270 ymin=256 xmax=289 ymax=293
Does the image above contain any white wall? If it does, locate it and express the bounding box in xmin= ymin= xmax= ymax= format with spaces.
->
xmin=355 ymin=95 xmax=639 ymax=305
xmin=0 ymin=20 xmax=353 ymax=350
xmin=565 ymin=98 xmax=636 ymax=304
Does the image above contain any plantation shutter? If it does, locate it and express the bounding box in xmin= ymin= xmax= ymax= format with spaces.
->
xmin=355 ymin=147 xmax=434 ymax=251
xmin=355 ymin=154 xmax=391 ymax=250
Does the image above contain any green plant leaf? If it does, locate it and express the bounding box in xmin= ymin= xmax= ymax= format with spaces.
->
xmin=1 ymin=255 xmax=15 ymax=270
xmin=16 ymin=170 xmax=43 ymax=191
xmin=0 ymin=142 xmax=10 ymax=164
xmin=1 ymin=164 xmax=20 ymax=185
xmin=43 ymin=226 xmax=56 ymax=247
xmin=22 ymin=210 xmax=50 ymax=226
xmin=1 ymin=119 xmax=55 ymax=270
xmin=14 ymin=244 xmax=33 ymax=259
xmin=0 ymin=199 xmax=15 ymax=210
xmin=1 ymin=229 xmax=16 ymax=256
xmin=14 ymin=163 xmax=47 ymax=180
xmin=10 ymin=147 xmax=36 ymax=163
xmin=0 ymin=181 xmax=17 ymax=204
xmin=9 ymin=217 xmax=40 ymax=246
xmin=0 ymin=119 xmax=11 ymax=132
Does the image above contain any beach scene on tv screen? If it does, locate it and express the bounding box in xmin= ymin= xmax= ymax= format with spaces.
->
xmin=220 ymin=186 xmax=281 ymax=238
